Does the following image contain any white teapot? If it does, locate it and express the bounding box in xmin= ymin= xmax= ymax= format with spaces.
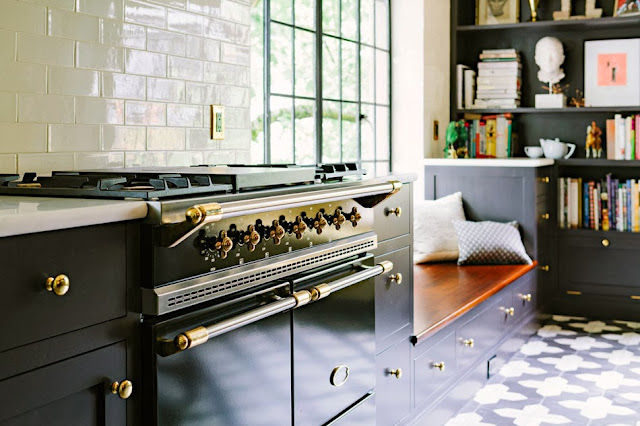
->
xmin=540 ymin=138 xmax=576 ymax=159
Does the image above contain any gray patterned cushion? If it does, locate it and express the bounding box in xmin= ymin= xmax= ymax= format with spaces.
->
xmin=453 ymin=220 xmax=533 ymax=265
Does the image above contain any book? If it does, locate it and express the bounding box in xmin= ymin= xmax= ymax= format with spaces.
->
xmin=496 ymin=115 xmax=508 ymax=158
xmin=478 ymin=61 xmax=522 ymax=70
xmin=456 ymin=64 xmax=470 ymax=110
xmin=478 ymin=121 xmax=486 ymax=156
xmin=569 ymin=178 xmax=579 ymax=229
xmin=558 ymin=178 xmax=566 ymax=228
xmin=478 ymin=68 xmax=522 ymax=77
xmin=625 ymin=116 xmax=633 ymax=160
xmin=606 ymin=119 xmax=616 ymax=160
xmin=615 ymin=114 xmax=625 ymax=160
xmin=464 ymin=69 xmax=476 ymax=109
xmin=482 ymin=48 xmax=518 ymax=55
xmin=485 ymin=118 xmax=497 ymax=157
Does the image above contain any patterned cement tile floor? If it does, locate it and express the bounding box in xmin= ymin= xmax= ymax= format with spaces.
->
xmin=445 ymin=316 xmax=640 ymax=426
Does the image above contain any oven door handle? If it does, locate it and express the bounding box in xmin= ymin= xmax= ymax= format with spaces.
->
xmin=160 ymin=261 xmax=393 ymax=357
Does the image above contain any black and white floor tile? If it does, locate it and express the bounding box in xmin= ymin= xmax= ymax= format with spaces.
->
xmin=446 ymin=317 xmax=640 ymax=425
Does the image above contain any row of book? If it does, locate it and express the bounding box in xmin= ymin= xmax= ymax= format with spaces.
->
xmin=457 ymin=49 xmax=522 ymax=110
xmin=460 ymin=113 xmax=518 ymax=158
xmin=606 ymin=114 xmax=640 ymax=160
xmin=559 ymin=175 xmax=640 ymax=232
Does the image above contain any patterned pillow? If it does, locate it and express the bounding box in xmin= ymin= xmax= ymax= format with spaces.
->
xmin=453 ymin=220 xmax=533 ymax=265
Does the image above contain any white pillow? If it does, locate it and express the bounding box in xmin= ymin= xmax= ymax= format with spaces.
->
xmin=413 ymin=192 xmax=465 ymax=263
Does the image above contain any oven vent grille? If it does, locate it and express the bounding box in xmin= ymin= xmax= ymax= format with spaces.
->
xmin=166 ymin=240 xmax=375 ymax=308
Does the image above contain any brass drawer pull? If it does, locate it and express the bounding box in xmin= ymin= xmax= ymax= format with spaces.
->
xmin=539 ymin=265 xmax=550 ymax=272
xmin=330 ymin=365 xmax=350 ymax=387
xmin=463 ymin=338 xmax=475 ymax=348
xmin=540 ymin=213 xmax=550 ymax=220
xmin=388 ymin=368 xmax=403 ymax=379
xmin=388 ymin=273 xmax=403 ymax=285
xmin=504 ymin=307 xmax=515 ymax=316
xmin=387 ymin=207 xmax=402 ymax=217
xmin=45 ymin=274 xmax=70 ymax=296
xmin=432 ymin=362 xmax=445 ymax=371
xmin=111 ymin=380 xmax=133 ymax=399
xmin=520 ymin=294 xmax=532 ymax=303
xmin=537 ymin=176 xmax=550 ymax=183
xmin=602 ymin=239 xmax=610 ymax=247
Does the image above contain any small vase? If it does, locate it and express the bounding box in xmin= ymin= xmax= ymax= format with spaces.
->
xmin=528 ymin=0 xmax=541 ymax=21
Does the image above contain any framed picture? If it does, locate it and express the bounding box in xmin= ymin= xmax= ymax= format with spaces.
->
xmin=476 ymin=0 xmax=520 ymax=25
xmin=585 ymin=39 xmax=640 ymax=107
xmin=614 ymin=0 xmax=640 ymax=17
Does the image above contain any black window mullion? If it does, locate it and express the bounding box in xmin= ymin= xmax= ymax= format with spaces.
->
xmin=264 ymin=0 xmax=271 ymax=164
xmin=357 ymin=0 xmax=362 ymax=166
xmin=338 ymin=0 xmax=343 ymax=163
xmin=291 ymin=2 xmax=296 ymax=164
xmin=387 ymin=0 xmax=392 ymax=171
xmin=316 ymin=0 xmax=323 ymax=164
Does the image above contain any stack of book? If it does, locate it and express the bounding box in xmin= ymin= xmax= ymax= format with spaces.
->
xmin=474 ymin=49 xmax=522 ymax=109
xmin=558 ymin=175 xmax=640 ymax=232
xmin=606 ymin=114 xmax=640 ymax=160
xmin=460 ymin=113 xmax=517 ymax=158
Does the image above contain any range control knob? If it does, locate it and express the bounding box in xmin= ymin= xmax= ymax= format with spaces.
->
xmin=244 ymin=225 xmax=261 ymax=252
xmin=271 ymin=220 xmax=286 ymax=245
xmin=216 ymin=231 xmax=233 ymax=259
xmin=313 ymin=212 xmax=328 ymax=235
xmin=348 ymin=207 xmax=362 ymax=227
xmin=293 ymin=216 xmax=307 ymax=239
xmin=333 ymin=209 xmax=346 ymax=230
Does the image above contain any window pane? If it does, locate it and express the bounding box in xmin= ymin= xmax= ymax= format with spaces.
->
xmin=295 ymin=0 xmax=315 ymax=30
xmin=360 ymin=46 xmax=374 ymax=103
xmin=360 ymin=0 xmax=374 ymax=45
xmin=271 ymin=0 xmax=292 ymax=24
xmin=375 ymin=0 xmax=389 ymax=50
xmin=322 ymin=100 xmax=341 ymax=163
xmin=341 ymin=41 xmax=358 ymax=102
xmin=322 ymin=0 xmax=340 ymax=36
xmin=322 ymin=36 xmax=340 ymax=100
xmin=341 ymin=0 xmax=357 ymax=41
xmin=376 ymin=161 xmax=390 ymax=177
xmin=362 ymin=161 xmax=375 ymax=177
xmin=251 ymin=0 xmax=265 ymax=164
xmin=361 ymin=104 xmax=374 ymax=161
xmin=341 ymin=103 xmax=358 ymax=162
xmin=376 ymin=49 xmax=390 ymax=105
xmin=376 ymin=105 xmax=390 ymax=160
xmin=295 ymin=99 xmax=316 ymax=165
xmin=270 ymin=96 xmax=294 ymax=164
xmin=295 ymin=30 xmax=315 ymax=98
xmin=270 ymin=23 xmax=293 ymax=95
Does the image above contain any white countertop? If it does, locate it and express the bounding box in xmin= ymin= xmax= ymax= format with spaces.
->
xmin=423 ymin=158 xmax=555 ymax=167
xmin=0 ymin=197 xmax=148 ymax=238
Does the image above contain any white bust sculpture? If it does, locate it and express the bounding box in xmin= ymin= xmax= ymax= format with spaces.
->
xmin=535 ymin=37 xmax=565 ymax=85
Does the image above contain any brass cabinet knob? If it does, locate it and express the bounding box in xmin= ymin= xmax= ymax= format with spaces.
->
xmin=329 ymin=365 xmax=350 ymax=387
xmin=45 ymin=274 xmax=70 ymax=296
xmin=537 ymin=176 xmax=550 ymax=183
xmin=388 ymin=368 xmax=403 ymax=379
xmin=463 ymin=338 xmax=475 ymax=348
xmin=602 ymin=239 xmax=610 ymax=247
xmin=111 ymin=380 xmax=133 ymax=400
xmin=539 ymin=265 xmax=550 ymax=272
xmin=505 ymin=307 xmax=515 ymax=316
xmin=540 ymin=213 xmax=550 ymax=220
xmin=432 ymin=362 xmax=445 ymax=372
xmin=387 ymin=207 xmax=402 ymax=217
xmin=521 ymin=293 xmax=532 ymax=303
xmin=388 ymin=273 xmax=403 ymax=285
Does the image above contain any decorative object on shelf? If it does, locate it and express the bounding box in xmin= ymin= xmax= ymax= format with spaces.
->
xmin=535 ymin=37 xmax=567 ymax=109
xmin=477 ymin=0 xmax=519 ymax=25
xmin=553 ymin=0 xmax=571 ymax=20
xmin=554 ymin=0 xmax=603 ymax=20
xmin=524 ymin=146 xmax=544 ymax=158
xmin=614 ymin=0 xmax=640 ymax=17
xmin=540 ymin=138 xmax=576 ymax=159
xmin=570 ymin=89 xmax=586 ymax=107
xmin=528 ymin=0 xmax=540 ymax=21
xmin=585 ymin=121 xmax=603 ymax=158
xmin=444 ymin=121 xmax=469 ymax=159
xmin=585 ymin=38 xmax=640 ymax=107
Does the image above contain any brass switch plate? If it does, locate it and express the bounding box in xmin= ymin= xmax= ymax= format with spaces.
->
xmin=210 ymin=105 xmax=225 ymax=140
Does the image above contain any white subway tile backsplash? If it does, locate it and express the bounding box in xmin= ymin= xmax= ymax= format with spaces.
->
xmin=0 ymin=92 xmax=17 ymax=123
xmin=74 ymin=152 xmax=125 ymax=169
xmin=187 ymin=0 xmax=221 ymax=17
xmin=18 ymin=153 xmax=74 ymax=175
xmin=225 ymin=107 xmax=249 ymax=129
xmin=167 ymin=104 xmax=202 ymax=127
xmin=48 ymin=67 xmax=100 ymax=97
xmin=125 ymin=100 xmax=166 ymax=125
xmin=220 ymin=128 xmax=250 ymax=150
xmin=0 ymin=124 xmax=47 ymax=153
xmin=76 ymin=97 xmax=125 ymax=124
xmin=17 ymin=33 xmax=74 ymax=67
xmin=125 ymin=0 xmax=167 ymax=28
xmin=235 ymin=24 xmax=249 ymax=46
xmin=219 ymin=85 xmax=249 ymax=108
xmin=220 ymin=1 xmax=250 ymax=25
xmin=185 ymin=82 xmax=218 ymax=105
xmin=234 ymin=149 xmax=250 ymax=164
xmin=78 ymin=0 xmax=125 ymax=20
xmin=147 ymin=126 xmax=185 ymax=150
xmin=0 ymin=1 xmax=46 ymax=35
xmin=167 ymin=9 xmax=204 ymax=35
xmin=186 ymin=127 xmax=214 ymax=150
xmin=101 ymin=19 xmax=147 ymax=49
xmin=77 ymin=42 xmax=124 ymax=72
xmin=125 ymin=48 xmax=167 ymax=77
xmin=0 ymin=154 xmax=17 ymax=173
xmin=150 ymin=0 xmax=187 ymax=8
xmin=49 ymin=124 xmax=101 ymax=152
xmin=203 ymin=17 xmax=235 ymax=42
xmin=147 ymin=28 xmax=186 ymax=56
xmin=19 ymin=94 xmax=74 ymax=123
xmin=167 ymin=150 xmax=203 ymax=166
xmin=20 ymin=0 xmax=75 ymax=11
xmin=203 ymin=149 xmax=235 ymax=164
xmin=186 ymin=35 xmax=220 ymax=61
xmin=0 ymin=31 xmax=15 ymax=60
xmin=102 ymin=72 xmax=146 ymax=99
xmin=147 ymin=77 xmax=185 ymax=102
xmin=125 ymin=150 xmax=167 ymax=166
xmin=0 ymin=62 xmax=45 ymax=92
xmin=102 ymin=125 xmax=146 ymax=150
xmin=48 ymin=9 xmax=99 ymax=43
xmin=203 ymin=61 xmax=243 ymax=85
xmin=168 ymin=55 xmax=203 ymax=81
xmin=221 ymin=42 xmax=249 ymax=66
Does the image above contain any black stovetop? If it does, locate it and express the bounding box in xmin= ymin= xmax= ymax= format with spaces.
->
xmin=0 ymin=163 xmax=365 ymax=200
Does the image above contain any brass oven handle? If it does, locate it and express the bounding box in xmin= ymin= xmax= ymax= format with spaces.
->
xmin=166 ymin=261 xmax=393 ymax=355
xmin=45 ymin=274 xmax=70 ymax=296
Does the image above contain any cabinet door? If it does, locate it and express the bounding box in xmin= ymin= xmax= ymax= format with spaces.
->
xmin=374 ymin=185 xmax=411 ymax=242
xmin=0 ymin=342 xmax=127 ymax=426
xmin=375 ymin=246 xmax=412 ymax=348
xmin=414 ymin=332 xmax=457 ymax=409
xmin=376 ymin=339 xmax=411 ymax=426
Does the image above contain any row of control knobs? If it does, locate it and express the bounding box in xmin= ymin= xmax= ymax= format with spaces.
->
xmin=199 ymin=207 xmax=362 ymax=258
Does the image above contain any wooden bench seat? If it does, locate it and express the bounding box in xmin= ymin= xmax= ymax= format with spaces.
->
xmin=413 ymin=261 xmax=537 ymax=341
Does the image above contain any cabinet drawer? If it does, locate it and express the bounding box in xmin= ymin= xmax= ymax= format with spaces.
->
xmin=414 ymin=332 xmax=456 ymax=408
xmin=327 ymin=392 xmax=376 ymax=426
xmin=0 ymin=224 xmax=127 ymax=352
xmin=374 ymin=184 xmax=410 ymax=242
xmin=0 ymin=342 xmax=127 ymax=425
xmin=456 ymin=292 xmax=510 ymax=368
xmin=375 ymin=247 xmax=411 ymax=347
xmin=512 ymin=273 xmax=537 ymax=319
xmin=376 ymin=339 xmax=411 ymax=426
xmin=558 ymin=233 xmax=640 ymax=297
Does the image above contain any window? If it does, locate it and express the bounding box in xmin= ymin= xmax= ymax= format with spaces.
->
xmin=250 ymin=0 xmax=391 ymax=176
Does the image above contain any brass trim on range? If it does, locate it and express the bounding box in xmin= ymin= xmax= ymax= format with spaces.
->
xmin=45 ymin=274 xmax=70 ymax=296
